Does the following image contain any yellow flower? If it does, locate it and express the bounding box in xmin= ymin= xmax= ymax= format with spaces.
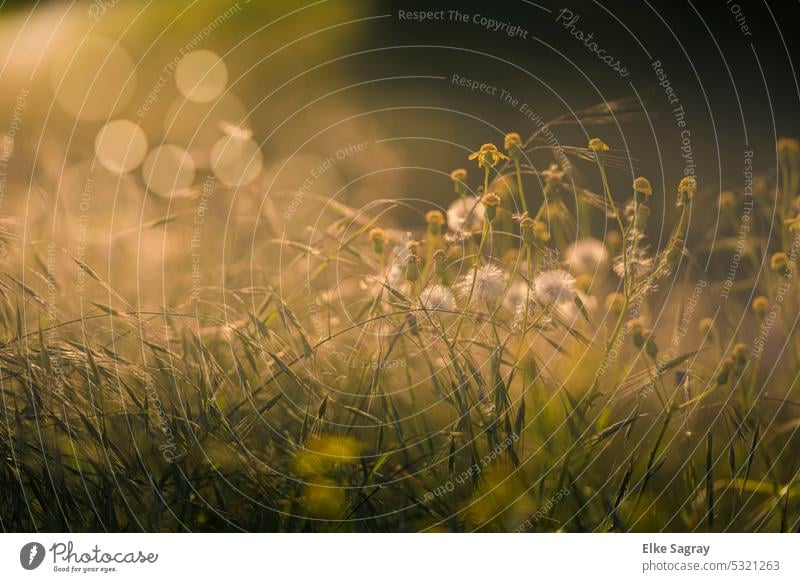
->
xmin=369 ymin=228 xmax=388 ymax=254
xmin=633 ymin=176 xmax=652 ymax=197
xmin=588 ymin=138 xmax=609 ymax=152
xmin=770 ymin=251 xmax=789 ymax=272
xmin=468 ymin=143 xmax=508 ymax=169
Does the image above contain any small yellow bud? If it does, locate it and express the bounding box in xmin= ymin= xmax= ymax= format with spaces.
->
xmin=504 ymin=132 xmax=523 ymax=160
xmin=752 ymin=296 xmax=769 ymax=319
xmin=633 ymin=176 xmax=652 ymax=197
xmin=369 ymin=228 xmax=388 ymax=254
xmin=588 ymin=138 xmax=609 ymax=152
xmin=426 ymin=210 xmax=445 ymax=237
xmin=770 ymin=252 xmax=789 ymax=272
xmin=481 ymin=192 xmax=501 ymax=221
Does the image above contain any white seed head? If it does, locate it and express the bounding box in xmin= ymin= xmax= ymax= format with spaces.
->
xmin=420 ymin=284 xmax=455 ymax=312
xmin=447 ymin=196 xmax=485 ymax=232
xmin=457 ymin=264 xmax=506 ymax=305
xmin=534 ymin=269 xmax=576 ymax=305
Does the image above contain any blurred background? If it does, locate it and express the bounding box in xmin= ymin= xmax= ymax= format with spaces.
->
xmin=0 ymin=0 xmax=797 ymax=307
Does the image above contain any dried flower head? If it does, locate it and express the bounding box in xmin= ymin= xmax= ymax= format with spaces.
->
xmin=534 ymin=269 xmax=576 ymax=305
xmin=732 ymin=342 xmax=750 ymax=363
xmin=446 ymin=196 xmax=485 ymax=232
xmin=633 ymin=176 xmax=653 ymax=197
xmin=532 ymin=220 xmax=550 ymax=242
xmin=678 ymin=176 xmax=697 ymax=204
xmin=468 ymin=143 xmax=508 ymax=169
xmin=420 ymin=284 xmax=455 ymax=312
xmin=457 ymin=264 xmax=506 ymax=305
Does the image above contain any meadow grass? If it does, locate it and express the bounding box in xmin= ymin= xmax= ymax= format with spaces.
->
xmin=2 ymin=105 xmax=800 ymax=532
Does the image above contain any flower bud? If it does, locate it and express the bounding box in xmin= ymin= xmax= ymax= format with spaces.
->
xmin=481 ymin=192 xmax=501 ymax=222
xmin=504 ymin=132 xmax=524 ymax=161
xmin=426 ymin=210 xmax=445 ymax=237
xmin=752 ymin=296 xmax=769 ymax=319
xmin=369 ymin=228 xmax=388 ymax=255
xmin=450 ymin=168 xmax=468 ymax=196
xmin=633 ymin=176 xmax=652 ymax=198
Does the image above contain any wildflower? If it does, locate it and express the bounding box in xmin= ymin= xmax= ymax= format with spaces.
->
xmin=565 ymin=238 xmax=608 ymax=275
xmin=752 ymin=296 xmax=769 ymax=319
xmin=541 ymin=163 xmax=565 ymax=186
xmin=369 ymin=228 xmax=388 ymax=255
xmin=778 ymin=137 xmax=800 ymax=156
xmin=677 ymin=176 xmax=697 ymax=205
xmin=420 ymin=284 xmax=455 ymax=312
xmin=481 ymin=192 xmax=501 ymax=221
xmin=504 ymin=132 xmax=524 ymax=161
xmin=450 ymin=168 xmax=469 ymax=196
xmin=457 ymin=264 xmax=505 ymax=305
xmin=426 ymin=210 xmax=445 ymax=237
xmin=588 ymin=138 xmax=609 ymax=153
xmin=534 ymin=269 xmax=576 ymax=305
xmin=633 ymin=176 xmax=652 ymax=198
xmin=446 ymin=196 xmax=485 ymax=232
xmin=627 ymin=318 xmax=645 ymax=339
xmin=468 ymin=143 xmax=508 ymax=169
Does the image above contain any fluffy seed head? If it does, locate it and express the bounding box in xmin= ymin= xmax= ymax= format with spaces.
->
xmin=446 ymin=196 xmax=485 ymax=232
xmin=457 ymin=264 xmax=506 ymax=305
xmin=420 ymin=285 xmax=455 ymax=312
xmin=534 ymin=269 xmax=576 ymax=305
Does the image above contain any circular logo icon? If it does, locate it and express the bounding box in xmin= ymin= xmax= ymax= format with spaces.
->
xmin=20 ymin=542 xmax=46 ymax=570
